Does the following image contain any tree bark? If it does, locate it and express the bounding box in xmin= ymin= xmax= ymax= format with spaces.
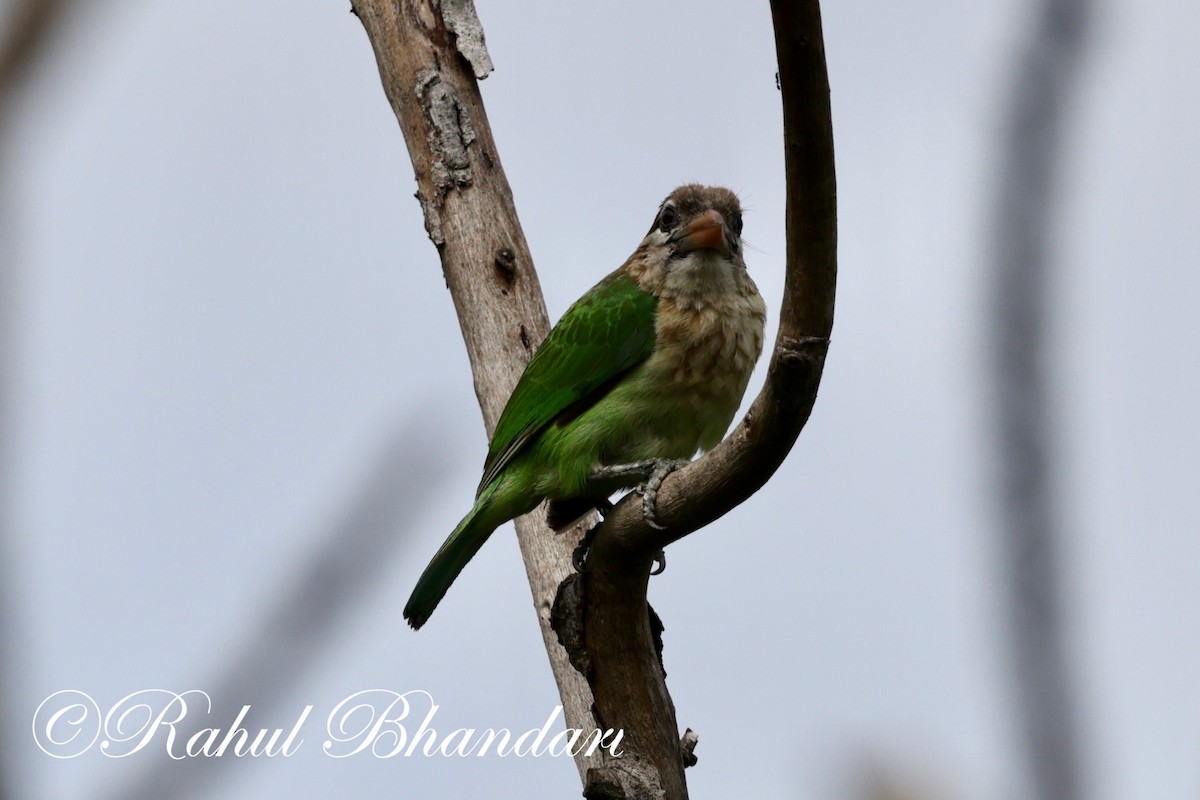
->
xmin=352 ymin=2 xmax=836 ymax=797
xmin=349 ymin=0 xmax=607 ymax=784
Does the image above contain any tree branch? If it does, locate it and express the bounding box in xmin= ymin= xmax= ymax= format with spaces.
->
xmin=562 ymin=3 xmax=836 ymax=797
xmin=349 ymin=0 xmax=606 ymax=784
xmin=570 ymin=0 xmax=837 ymax=552
xmin=352 ymin=1 xmax=835 ymax=797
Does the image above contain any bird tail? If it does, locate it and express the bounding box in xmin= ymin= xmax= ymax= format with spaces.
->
xmin=404 ymin=478 xmax=511 ymax=629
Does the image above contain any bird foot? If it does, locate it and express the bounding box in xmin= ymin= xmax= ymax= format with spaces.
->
xmin=569 ymin=498 xmax=614 ymax=572
xmin=571 ymin=502 xmax=668 ymax=575
xmin=572 ymin=537 xmax=590 ymax=573
xmin=574 ymin=459 xmax=687 ymax=567
xmin=638 ymin=459 xmax=689 ymax=530
xmin=588 ymin=459 xmax=665 ymax=484
xmin=587 ymin=458 xmax=689 ymax=529
xmin=576 ymin=538 xmax=666 ymax=577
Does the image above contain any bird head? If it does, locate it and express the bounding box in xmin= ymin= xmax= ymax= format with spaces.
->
xmin=645 ymin=184 xmax=743 ymax=257
xmin=631 ymin=185 xmax=747 ymax=293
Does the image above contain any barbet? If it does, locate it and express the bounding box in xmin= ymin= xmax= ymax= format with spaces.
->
xmin=404 ymin=184 xmax=766 ymax=629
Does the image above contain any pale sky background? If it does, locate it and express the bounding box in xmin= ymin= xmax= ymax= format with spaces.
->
xmin=2 ymin=1 xmax=1198 ymax=798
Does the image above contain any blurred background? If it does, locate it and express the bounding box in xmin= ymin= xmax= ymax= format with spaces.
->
xmin=1 ymin=0 xmax=1197 ymax=798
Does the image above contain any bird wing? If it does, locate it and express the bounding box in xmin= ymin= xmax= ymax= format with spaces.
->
xmin=477 ymin=269 xmax=659 ymax=495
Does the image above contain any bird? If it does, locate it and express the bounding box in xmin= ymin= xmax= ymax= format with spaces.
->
xmin=403 ymin=184 xmax=767 ymax=629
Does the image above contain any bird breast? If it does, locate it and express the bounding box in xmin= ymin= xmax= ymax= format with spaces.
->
xmin=654 ymin=293 xmax=765 ymax=391
xmin=619 ymin=251 xmax=767 ymax=454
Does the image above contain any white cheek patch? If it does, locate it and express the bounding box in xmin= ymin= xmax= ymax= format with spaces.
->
xmin=641 ymin=229 xmax=671 ymax=248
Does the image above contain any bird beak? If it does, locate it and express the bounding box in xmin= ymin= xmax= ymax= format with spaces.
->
xmin=670 ymin=209 xmax=732 ymax=257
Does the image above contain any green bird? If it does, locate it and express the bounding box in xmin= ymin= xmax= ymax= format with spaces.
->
xmin=404 ymin=184 xmax=766 ymax=629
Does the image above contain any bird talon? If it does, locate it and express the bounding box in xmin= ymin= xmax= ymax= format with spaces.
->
xmin=651 ymin=550 xmax=666 ymax=575
xmin=572 ymin=519 xmax=602 ymax=572
xmin=645 ymin=517 xmax=666 ymax=531
xmin=572 ymin=543 xmax=589 ymax=573
xmin=639 ymin=458 xmax=688 ymax=530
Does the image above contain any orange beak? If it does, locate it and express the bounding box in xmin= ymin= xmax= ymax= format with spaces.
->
xmin=670 ymin=209 xmax=731 ymax=257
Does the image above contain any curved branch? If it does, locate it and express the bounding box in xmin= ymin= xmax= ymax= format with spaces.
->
xmin=571 ymin=2 xmax=836 ymax=797
xmin=599 ymin=2 xmax=836 ymax=550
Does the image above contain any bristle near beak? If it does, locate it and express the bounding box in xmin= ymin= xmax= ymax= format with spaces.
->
xmin=670 ymin=209 xmax=732 ymax=257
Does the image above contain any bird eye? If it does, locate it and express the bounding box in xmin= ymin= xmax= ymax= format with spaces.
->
xmin=732 ymin=212 xmax=744 ymax=236
xmin=658 ymin=205 xmax=680 ymax=232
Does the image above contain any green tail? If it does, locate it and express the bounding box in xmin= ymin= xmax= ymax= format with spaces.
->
xmin=404 ymin=479 xmax=509 ymax=629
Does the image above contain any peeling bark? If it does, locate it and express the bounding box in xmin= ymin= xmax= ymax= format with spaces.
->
xmin=441 ymin=0 xmax=493 ymax=79
xmin=351 ymin=0 xmax=605 ymax=785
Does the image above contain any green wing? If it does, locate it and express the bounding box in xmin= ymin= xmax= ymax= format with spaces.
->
xmin=477 ymin=269 xmax=658 ymax=494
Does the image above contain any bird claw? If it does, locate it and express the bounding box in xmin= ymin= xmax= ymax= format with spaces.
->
xmin=561 ymin=498 xmax=613 ymax=572
xmin=576 ymin=458 xmax=686 ymax=567
xmin=572 ymin=522 xmax=599 ymax=573
xmin=651 ymin=550 xmax=666 ymax=575
xmin=638 ymin=459 xmax=689 ymax=530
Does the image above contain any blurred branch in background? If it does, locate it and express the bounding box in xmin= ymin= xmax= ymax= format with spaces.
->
xmin=95 ymin=420 xmax=448 ymax=800
xmin=3 ymin=8 xmax=450 ymax=799
xmin=989 ymin=0 xmax=1094 ymax=797
xmin=0 ymin=0 xmax=70 ymax=122
xmin=1 ymin=4 xmax=77 ymax=800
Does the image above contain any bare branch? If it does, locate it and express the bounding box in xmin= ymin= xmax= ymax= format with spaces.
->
xmin=577 ymin=1 xmax=837 ymax=551
xmin=349 ymin=0 xmax=605 ymax=783
xmin=562 ymin=3 xmax=837 ymax=796
xmin=988 ymin=0 xmax=1092 ymax=797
